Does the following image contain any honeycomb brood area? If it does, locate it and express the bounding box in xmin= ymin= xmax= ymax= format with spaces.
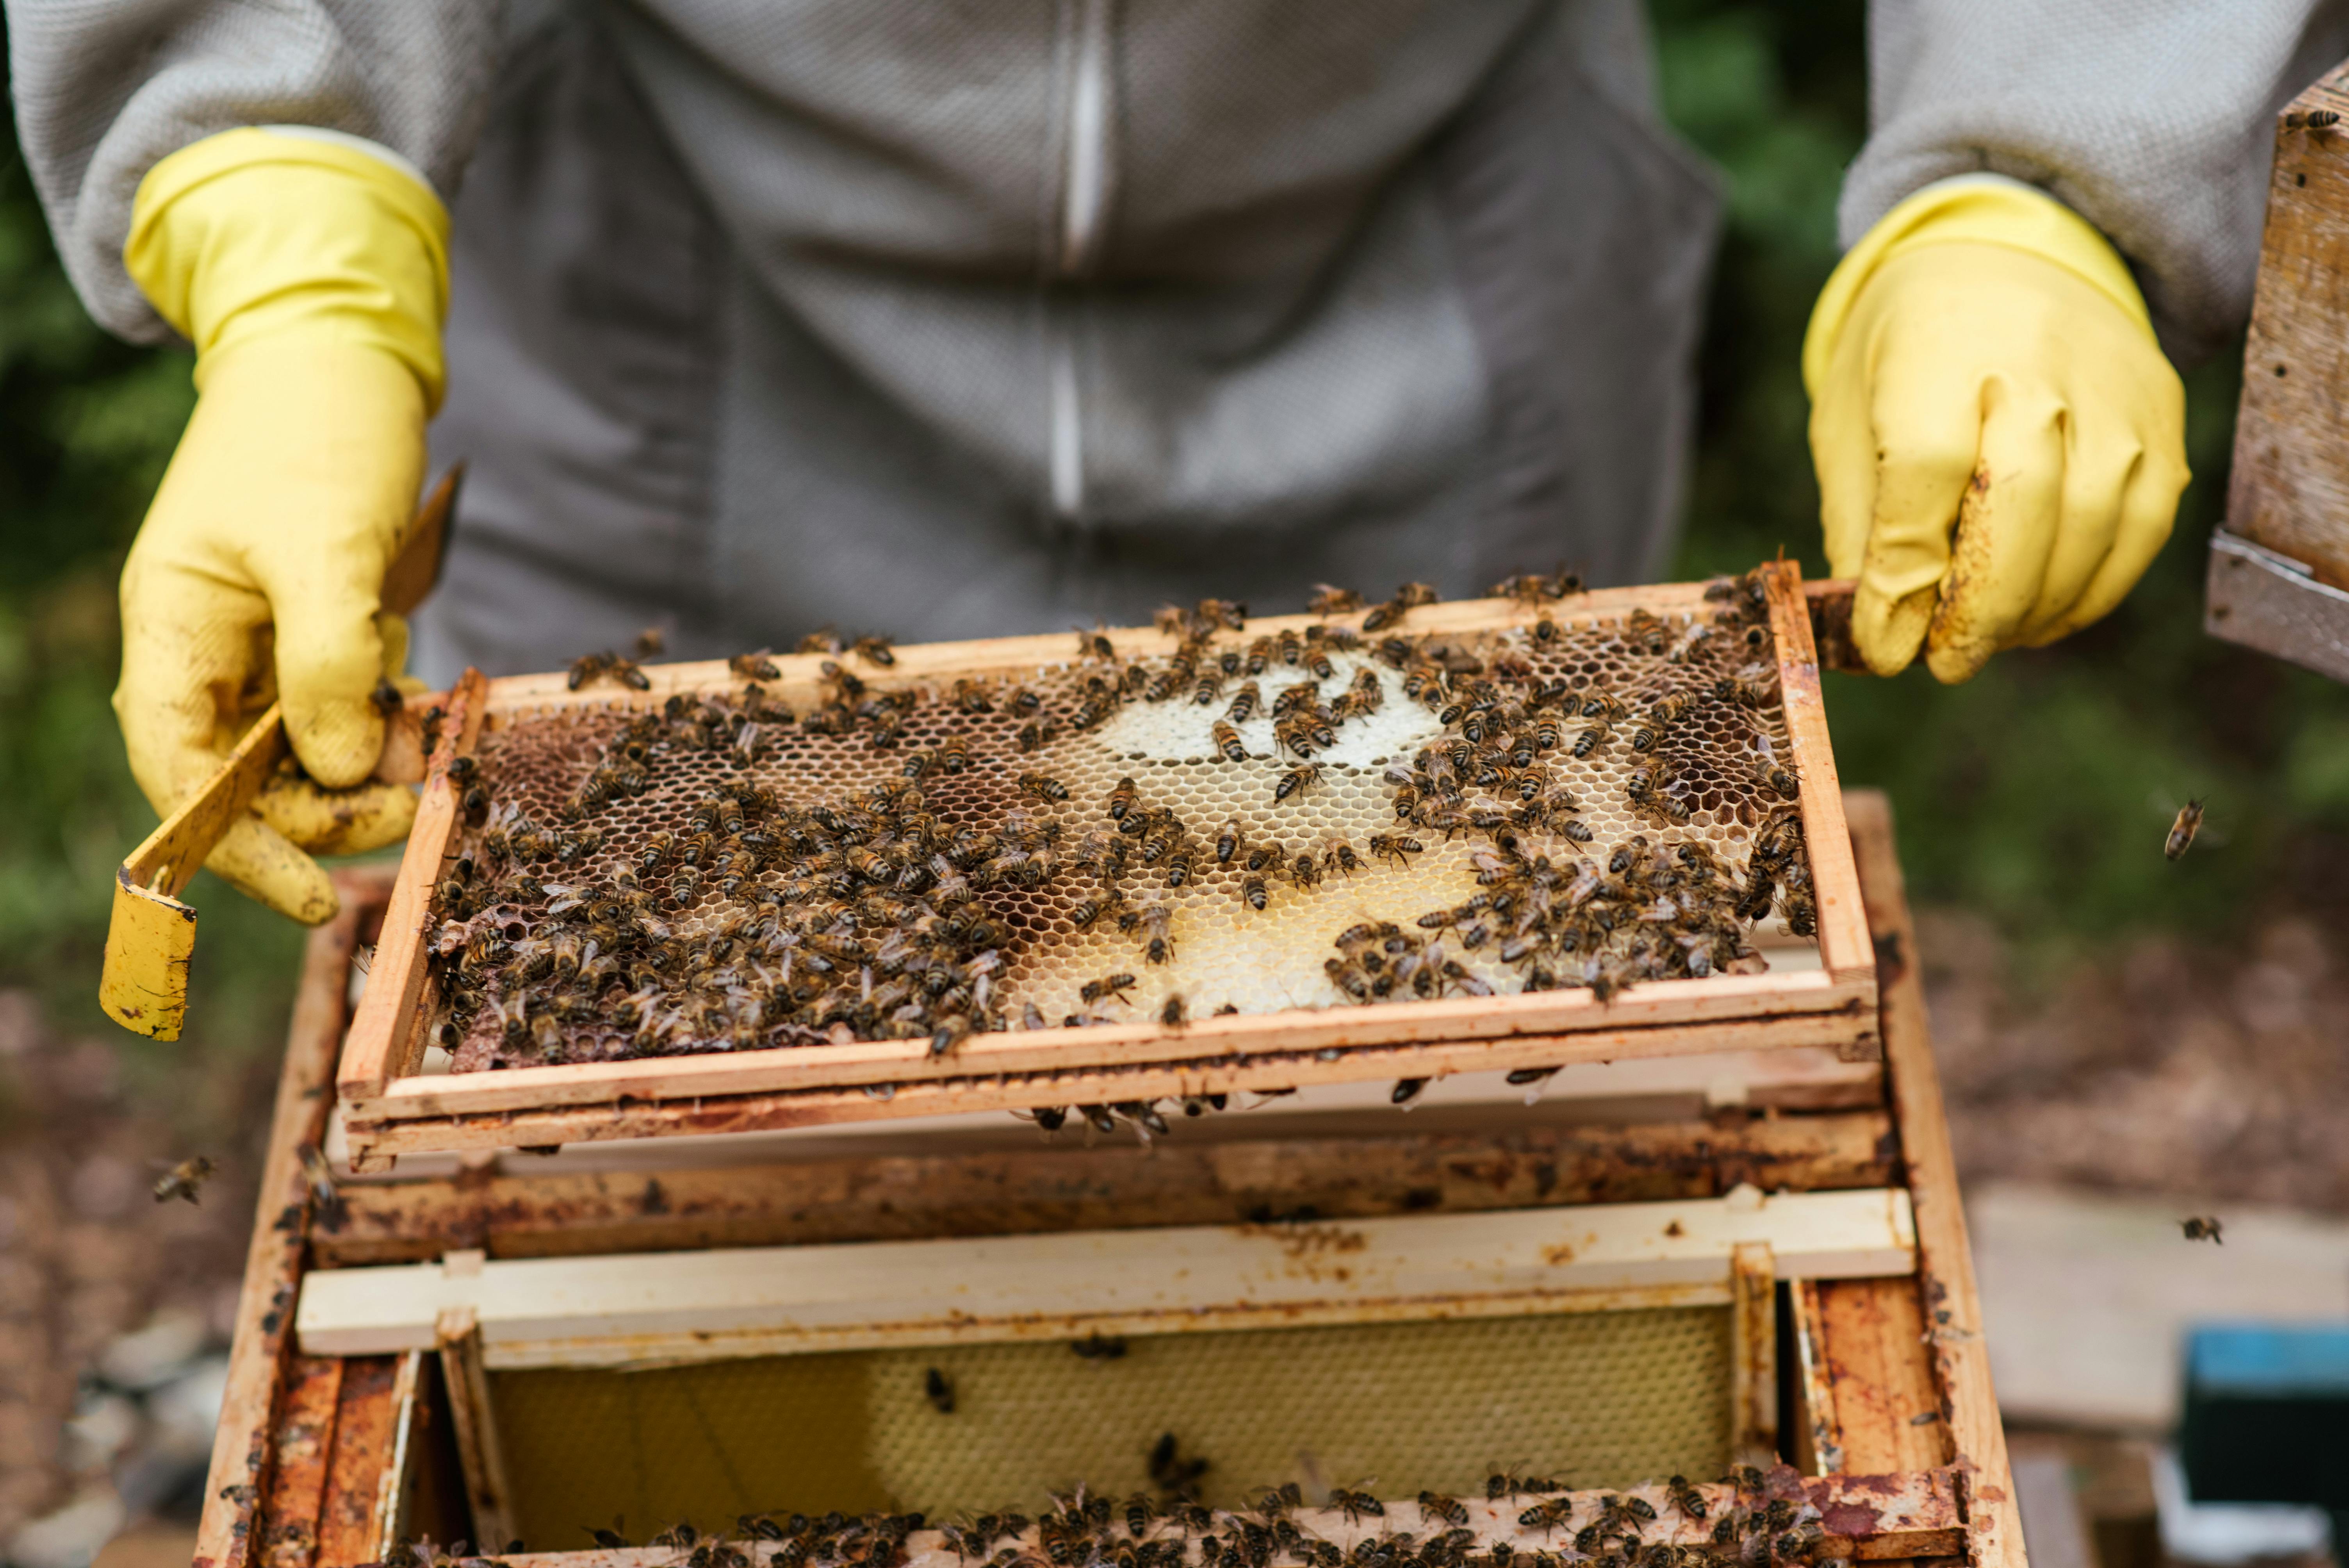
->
xmin=424 ymin=575 xmax=1817 ymax=1073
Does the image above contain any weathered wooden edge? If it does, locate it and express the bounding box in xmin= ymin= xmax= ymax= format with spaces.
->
xmin=344 ymin=1005 xmax=1870 ymax=1157
xmin=1789 ymin=1279 xmax=1845 ymax=1477
xmin=479 ymin=583 xmax=1726 ymax=716
xmin=311 ymin=1357 xmax=403 ymax=1568
xmin=348 ymin=963 xmax=1871 ymax=1124
xmin=337 ymin=671 xmax=486 ymax=1103
xmin=1765 ymin=562 xmax=1875 ymax=1007
xmin=195 ymin=870 xmax=383 ymax=1568
xmin=1844 ymin=791 xmax=2022 ymax=1568
xmin=1816 ymin=1278 xmax=1947 ymax=1478
xmin=311 ymin=1110 xmax=1897 ymax=1265
xmin=1730 ymin=1241 xmax=1779 ymax=1466
xmin=256 ymin=1355 xmax=343 ymax=1568
xmin=430 ymin=1472 xmax=1964 ymax=1566
xmin=2226 ymin=61 xmax=2349 ymax=588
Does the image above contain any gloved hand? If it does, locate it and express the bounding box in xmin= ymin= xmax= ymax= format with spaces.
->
xmin=116 ymin=129 xmax=450 ymax=922
xmin=1805 ymin=176 xmax=2191 ymax=682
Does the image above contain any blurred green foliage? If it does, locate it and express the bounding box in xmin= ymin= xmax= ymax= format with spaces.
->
xmin=0 ymin=0 xmax=2340 ymax=1064
xmin=1655 ymin=0 xmax=2349 ymax=975
xmin=0 ymin=120 xmax=300 ymax=1080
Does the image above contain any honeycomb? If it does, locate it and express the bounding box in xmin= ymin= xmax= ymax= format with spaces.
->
xmin=422 ymin=573 xmax=1815 ymax=1075
xmin=488 ymin=1306 xmax=1732 ymax=1536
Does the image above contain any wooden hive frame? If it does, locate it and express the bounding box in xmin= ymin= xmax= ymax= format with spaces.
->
xmin=196 ymin=789 xmax=2019 ymax=1568
xmin=338 ymin=565 xmax=1875 ymax=1169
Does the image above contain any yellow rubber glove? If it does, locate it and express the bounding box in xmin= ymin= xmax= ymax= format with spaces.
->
xmin=1805 ymin=176 xmax=2190 ymax=682
xmin=117 ymin=128 xmax=450 ymax=922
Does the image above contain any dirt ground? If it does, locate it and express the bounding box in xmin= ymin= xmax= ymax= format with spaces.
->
xmin=4 ymin=909 xmax=2347 ymax=1559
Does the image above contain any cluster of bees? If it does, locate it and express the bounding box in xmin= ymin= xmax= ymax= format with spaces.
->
xmin=502 ymin=1464 xmax=1838 ymax=1568
xmin=424 ymin=565 xmax=1812 ymax=1075
xmin=1330 ymin=566 xmax=1812 ymax=1009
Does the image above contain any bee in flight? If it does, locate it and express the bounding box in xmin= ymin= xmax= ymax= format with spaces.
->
xmin=2166 ymin=799 xmax=2205 ymax=861
xmin=152 ymin=1155 xmax=216 ymax=1205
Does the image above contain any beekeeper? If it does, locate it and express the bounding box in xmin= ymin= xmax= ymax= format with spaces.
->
xmin=10 ymin=2 xmax=2317 ymax=921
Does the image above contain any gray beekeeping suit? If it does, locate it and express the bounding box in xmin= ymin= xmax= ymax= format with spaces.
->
xmin=9 ymin=0 xmax=2345 ymax=679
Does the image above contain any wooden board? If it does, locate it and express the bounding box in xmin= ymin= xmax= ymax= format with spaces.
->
xmin=340 ymin=570 xmax=1877 ymax=1163
xmin=295 ymin=1186 xmax=1916 ymax=1368
xmin=1847 ymin=791 xmax=2023 ymax=1568
xmin=2228 ymin=61 xmax=2349 ymax=588
xmin=196 ymin=869 xmax=382 ymax=1568
xmin=310 ymin=1109 xmax=1896 ymax=1265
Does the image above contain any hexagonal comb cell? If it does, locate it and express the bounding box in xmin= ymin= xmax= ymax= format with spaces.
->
xmin=422 ymin=572 xmax=1816 ymax=1073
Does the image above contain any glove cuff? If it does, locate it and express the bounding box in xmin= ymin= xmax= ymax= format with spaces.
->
xmin=124 ymin=127 xmax=451 ymax=412
xmin=1802 ymin=175 xmax=2153 ymax=399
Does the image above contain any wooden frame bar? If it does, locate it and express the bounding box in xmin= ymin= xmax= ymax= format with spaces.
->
xmin=295 ymin=1187 xmax=1916 ymax=1368
xmin=310 ymin=1108 xmax=1896 ymax=1265
xmin=1731 ymin=1241 xmax=1780 ymax=1465
xmin=340 ymin=572 xmax=1878 ymax=1164
xmin=206 ymin=788 xmax=2021 ymax=1568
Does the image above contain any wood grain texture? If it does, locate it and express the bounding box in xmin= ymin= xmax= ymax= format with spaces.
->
xmin=344 ymin=1003 xmax=1873 ymax=1158
xmin=1731 ymin=1240 xmax=1780 ymax=1465
xmin=1788 ymin=1279 xmax=1846 ymax=1477
xmin=194 ymin=870 xmax=384 ymax=1568
xmin=295 ymin=1187 xmax=1916 ymax=1367
xmin=2229 ymin=62 xmax=2349 ymax=587
xmin=312 ymin=1110 xmax=1897 ymax=1265
xmin=1764 ymin=563 xmax=1876 ymax=1012
xmin=257 ymin=1356 xmax=343 ymax=1568
xmin=337 ymin=669 xmax=486 ymax=1103
xmin=312 ymin=1357 xmax=403 ymax=1568
xmin=1845 ymin=790 xmax=2022 ymax=1568
xmin=1819 ymin=1278 xmax=1947 ymax=1476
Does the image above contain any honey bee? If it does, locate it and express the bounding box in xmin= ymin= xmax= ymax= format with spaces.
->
xmin=936 ymin=734 xmax=972 ymax=773
xmin=151 ymin=1155 xmax=216 ymax=1205
xmin=1243 ymin=874 xmax=1269 ymax=911
xmin=930 ymin=1014 xmax=973 ymax=1056
xmin=1215 ymin=818 xmax=1244 ymax=864
xmin=1007 ymin=686 xmax=1043 ymax=716
xmin=2287 ymin=108 xmax=2343 ymax=129
xmin=1533 ymin=617 xmax=1559 ymax=644
xmin=1331 ymin=1489 xmax=1385 ymax=1525
xmin=730 ymin=650 xmax=782 ymax=681
xmin=1164 ymin=845 xmax=1198 ymax=888
xmin=850 ymin=633 xmax=896 ymax=666
xmin=1627 ymin=723 xmax=1659 ymax=754
xmin=1649 ymin=691 xmax=1691 ymax=727
xmin=1107 ymin=777 xmax=1140 ymax=821
xmin=1276 ymin=627 xmax=1304 ymax=667
xmin=1754 ymin=755 xmax=1800 ymax=799
xmin=1211 ymin=720 xmax=1248 ymax=763
xmin=1667 ymin=1476 xmax=1707 ymax=1522
xmin=1075 ymin=625 xmax=1117 ymax=661
xmin=1368 ymin=832 xmax=1423 ymax=868
xmin=1308 ymin=584 xmax=1364 ymax=616
xmin=1135 ymin=902 xmax=1176 ymax=964
xmin=1016 ymin=719 xmax=1056 ymax=752
xmin=2182 ymin=1215 xmax=2224 ymax=1243
xmin=1080 ymin=967 xmax=1137 ymax=1005
xmin=1214 ymin=680 xmax=1261 ymax=725
xmin=1070 ymin=889 xmax=1123 ymax=929
xmin=2166 ymin=799 xmax=2205 ymax=861
xmin=568 ymin=650 xmax=611 ymax=689
xmin=1419 ymin=1492 xmax=1468 ymax=1527
xmin=1581 ymin=688 xmax=1627 ymax=722
xmin=1160 ymin=992 xmax=1189 ymax=1029
xmin=1322 ymin=837 xmax=1364 ymax=878
xmin=1288 ymin=852 xmax=1324 ymax=890
xmin=1782 ymin=889 xmax=1817 ymax=937
xmin=1018 ymin=772 xmax=1069 ymax=802
xmin=1348 ymin=667 xmax=1383 ymax=711
xmin=1275 ymin=762 xmax=1323 ymax=802
xmin=1572 ymin=723 xmax=1611 ymax=758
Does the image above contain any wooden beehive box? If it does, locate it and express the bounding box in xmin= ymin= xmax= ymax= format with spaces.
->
xmin=197 ymin=788 xmax=2021 ymax=1568
xmin=337 ymin=565 xmax=1873 ymax=1169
